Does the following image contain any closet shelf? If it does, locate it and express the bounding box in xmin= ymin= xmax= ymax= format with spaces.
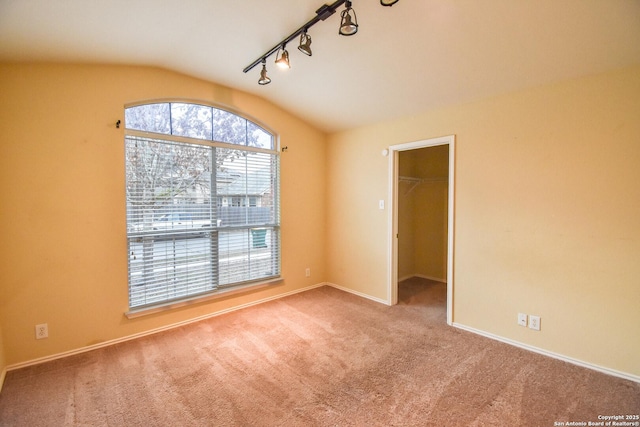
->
xmin=399 ymin=175 xmax=448 ymax=195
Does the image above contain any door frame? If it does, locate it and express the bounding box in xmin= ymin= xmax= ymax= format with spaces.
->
xmin=386 ymin=135 xmax=455 ymax=325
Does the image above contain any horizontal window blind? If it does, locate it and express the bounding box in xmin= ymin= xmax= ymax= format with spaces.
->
xmin=125 ymin=103 xmax=279 ymax=310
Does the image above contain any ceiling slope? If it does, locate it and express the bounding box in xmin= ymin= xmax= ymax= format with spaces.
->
xmin=1 ymin=0 xmax=639 ymax=132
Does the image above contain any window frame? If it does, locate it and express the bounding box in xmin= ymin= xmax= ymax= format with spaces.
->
xmin=123 ymin=100 xmax=281 ymax=317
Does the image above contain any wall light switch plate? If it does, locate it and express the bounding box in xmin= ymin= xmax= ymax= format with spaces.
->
xmin=379 ymin=200 xmax=385 ymax=210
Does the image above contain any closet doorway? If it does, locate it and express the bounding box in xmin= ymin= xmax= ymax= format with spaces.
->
xmin=387 ymin=135 xmax=455 ymax=325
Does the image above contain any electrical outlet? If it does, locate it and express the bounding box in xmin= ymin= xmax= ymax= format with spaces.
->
xmin=517 ymin=313 xmax=528 ymax=327
xmin=529 ymin=315 xmax=541 ymax=331
xmin=35 ymin=323 xmax=48 ymax=339
xmin=305 ymin=268 xmax=311 ymax=277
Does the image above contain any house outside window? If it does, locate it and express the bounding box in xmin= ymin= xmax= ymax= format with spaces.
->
xmin=124 ymin=101 xmax=280 ymax=310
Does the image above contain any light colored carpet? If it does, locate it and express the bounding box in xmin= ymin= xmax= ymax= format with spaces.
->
xmin=0 ymin=278 xmax=638 ymax=426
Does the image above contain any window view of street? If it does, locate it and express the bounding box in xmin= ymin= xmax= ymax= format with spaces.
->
xmin=124 ymin=102 xmax=280 ymax=309
xmin=128 ymin=229 xmax=278 ymax=307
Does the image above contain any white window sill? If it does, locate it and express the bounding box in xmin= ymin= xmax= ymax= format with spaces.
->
xmin=125 ymin=277 xmax=283 ymax=319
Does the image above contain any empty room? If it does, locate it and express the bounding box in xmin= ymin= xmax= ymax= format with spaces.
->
xmin=0 ymin=1 xmax=639 ymax=425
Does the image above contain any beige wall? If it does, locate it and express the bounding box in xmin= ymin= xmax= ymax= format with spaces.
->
xmin=413 ymin=182 xmax=448 ymax=281
xmin=326 ymin=65 xmax=640 ymax=377
xmin=398 ymin=146 xmax=449 ymax=282
xmin=0 ymin=324 xmax=6 ymax=386
xmin=0 ymin=63 xmax=326 ymax=366
xmin=1 ymin=62 xmax=638 ymax=380
xmin=397 ymin=153 xmax=415 ymax=279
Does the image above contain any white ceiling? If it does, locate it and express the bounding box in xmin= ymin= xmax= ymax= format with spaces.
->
xmin=1 ymin=0 xmax=639 ymax=133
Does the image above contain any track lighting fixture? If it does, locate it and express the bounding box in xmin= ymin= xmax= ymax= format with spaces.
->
xmin=258 ymin=60 xmax=271 ymax=85
xmin=243 ymin=0 xmax=398 ymax=84
xmin=275 ymin=45 xmax=290 ymax=69
xmin=298 ymin=31 xmax=313 ymax=56
xmin=339 ymin=1 xmax=358 ymax=36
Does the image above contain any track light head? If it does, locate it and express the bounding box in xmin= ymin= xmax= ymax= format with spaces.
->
xmin=244 ymin=0 xmax=372 ymax=82
xmin=275 ymin=46 xmax=290 ymax=69
xmin=339 ymin=1 xmax=358 ymax=36
xmin=298 ymin=31 xmax=313 ymax=56
xmin=258 ymin=60 xmax=271 ymax=85
xmin=380 ymin=0 xmax=399 ymax=6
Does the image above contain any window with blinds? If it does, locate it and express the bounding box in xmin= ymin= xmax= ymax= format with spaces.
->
xmin=124 ymin=102 xmax=280 ymax=310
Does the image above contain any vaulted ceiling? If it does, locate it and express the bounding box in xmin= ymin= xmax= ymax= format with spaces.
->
xmin=1 ymin=0 xmax=639 ymax=132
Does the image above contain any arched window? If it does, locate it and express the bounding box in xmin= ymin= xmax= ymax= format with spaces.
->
xmin=124 ymin=101 xmax=280 ymax=312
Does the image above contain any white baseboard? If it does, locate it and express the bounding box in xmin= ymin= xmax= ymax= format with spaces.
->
xmin=326 ymin=282 xmax=389 ymax=305
xmin=0 ymin=367 xmax=6 ymax=393
xmin=453 ymin=322 xmax=640 ymax=384
xmin=4 ymin=282 xmax=327 ymax=376
xmin=414 ymin=274 xmax=447 ymax=283
xmin=398 ymin=274 xmax=447 ymax=283
xmin=5 ymin=285 xmax=636 ymax=392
